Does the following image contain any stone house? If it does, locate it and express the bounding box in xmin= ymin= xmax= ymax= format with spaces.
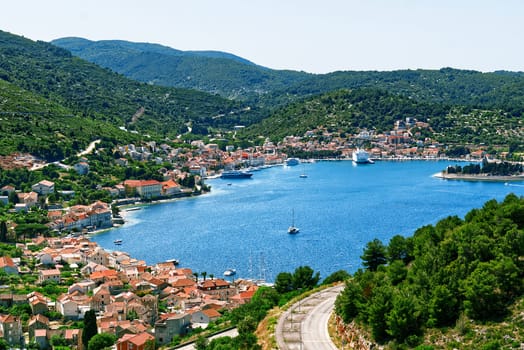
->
xmin=32 ymin=180 xmax=55 ymax=195
xmin=154 ymin=313 xmax=191 ymax=345
xmin=0 ymin=314 xmax=22 ymax=346
xmin=38 ymin=269 xmax=61 ymax=284
xmin=190 ymin=308 xmax=221 ymax=325
xmin=28 ymin=314 xmax=49 ymax=340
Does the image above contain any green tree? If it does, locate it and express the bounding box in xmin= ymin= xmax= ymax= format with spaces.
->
xmin=292 ymin=265 xmax=320 ymax=290
xmin=322 ymin=269 xmax=350 ymax=285
xmin=87 ymin=333 xmax=116 ymax=350
xmin=367 ymin=284 xmax=393 ymax=342
xmin=428 ymin=284 xmax=458 ymax=327
xmin=82 ymin=310 xmax=98 ymax=347
xmin=194 ymin=335 xmax=208 ymax=350
xmin=387 ymin=235 xmax=412 ymax=264
xmin=335 ymin=280 xmax=364 ymax=323
xmin=386 ymin=289 xmax=424 ymax=343
xmin=387 ymin=260 xmax=407 ymax=285
xmin=50 ymin=334 xmax=68 ymax=347
xmin=0 ymin=221 xmax=7 ymax=243
xmin=274 ymin=272 xmax=293 ymax=294
xmin=0 ymin=338 xmax=9 ymax=350
xmin=126 ymin=309 xmax=138 ymax=321
xmin=361 ymin=238 xmax=387 ymax=271
xmin=237 ymin=315 xmax=257 ymax=334
xmin=462 ymin=262 xmax=505 ymax=320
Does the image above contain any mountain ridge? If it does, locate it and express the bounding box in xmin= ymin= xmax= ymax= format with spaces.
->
xmin=52 ymin=37 xmax=524 ymax=115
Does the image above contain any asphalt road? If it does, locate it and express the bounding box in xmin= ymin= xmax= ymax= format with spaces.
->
xmin=276 ymin=284 xmax=344 ymax=350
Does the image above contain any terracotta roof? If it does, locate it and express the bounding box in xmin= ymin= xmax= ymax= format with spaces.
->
xmin=118 ymin=332 xmax=155 ymax=346
xmin=37 ymin=180 xmax=55 ymax=187
xmin=123 ymin=180 xmax=161 ymax=188
xmin=40 ymin=269 xmax=60 ymax=276
xmin=0 ymin=256 xmax=15 ymax=268
xmin=90 ymin=269 xmax=118 ymax=280
xmin=202 ymin=309 xmax=221 ymax=318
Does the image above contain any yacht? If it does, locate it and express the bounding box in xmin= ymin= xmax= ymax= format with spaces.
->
xmin=288 ymin=209 xmax=300 ymax=234
xmin=286 ymin=158 xmax=300 ymax=166
xmin=223 ymin=268 xmax=236 ymax=276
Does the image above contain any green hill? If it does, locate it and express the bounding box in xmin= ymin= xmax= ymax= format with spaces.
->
xmin=239 ymin=88 xmax=524 ymax=147
xmin=0 ymin=30 xmax=261 ymax=141
xmin=52 ymin=37 xmax=524 ymax=116
xmin=51 ymin=37 xmax=309 ymax=100
xmin=0 ymin=77 xmax=140 ymax=160
xmin=335 ymin=193 xmax=524 ymax=348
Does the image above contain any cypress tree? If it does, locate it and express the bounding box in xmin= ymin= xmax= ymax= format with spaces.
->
xmin=0 ymin=221 xmax=7 ymax=243
xmin=82 ymin=310 xmax=97 ymax=347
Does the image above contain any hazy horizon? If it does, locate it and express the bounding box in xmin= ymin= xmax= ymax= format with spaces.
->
xmin=3 ymin=1 xmax=524 ymax=74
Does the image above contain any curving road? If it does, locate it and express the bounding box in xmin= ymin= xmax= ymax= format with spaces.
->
xmin=276 ymin=284 xmax=344 ymax=350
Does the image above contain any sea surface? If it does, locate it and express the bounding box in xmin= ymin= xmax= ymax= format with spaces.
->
xmin=91 ymin=160 xmax=524 ymax=282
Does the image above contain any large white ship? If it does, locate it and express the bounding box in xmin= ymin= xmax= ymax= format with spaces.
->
xmin=352 ymin=148 xmax=372 ymax=164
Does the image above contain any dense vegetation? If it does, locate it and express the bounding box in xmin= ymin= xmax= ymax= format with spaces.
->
xmin=0 ymin=30 xmax=262 ymax=151
xmin=239 ymin=88 xmax=524 ymax=149
xmin=52 ymin=37 xmax=309 ymax=101
xmin=446 ymin=158 xmax=524 ymax=176
xmin=335 ymin=193 xmax=524 ymax=348
xmin=0 ymin=78 xmax=139 ymax=159
xmin=53 ymin=38 xmax=524 ymax=117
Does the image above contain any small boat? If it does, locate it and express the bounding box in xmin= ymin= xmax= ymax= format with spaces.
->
xmin=286 ymin=158 xmax=300 ymax=166
xmin=288 ymin=226 xmax=299 ymax=234
xmin=299 ymin=165 xmax=307 ymax=178
xmin=125 ymin=207 xmax=142 ymax=212
xmin=221 ymin=170 xmax=253 ymax=179
xmin=288 ymin=209 xmax=299 ymax=234
xmin=114 ymin=239 xmax=123 ymax=245
xmin=165 ymin=258 xmax=180 ymax=265
xmin=223 ymin=268 xmax=236 ymax=276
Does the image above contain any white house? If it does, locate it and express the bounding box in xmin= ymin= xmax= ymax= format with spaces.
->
xmin=38 ymin=269 xmax=61 ymax=284
xmin=32 ymin=180 xmax=55 ymax=195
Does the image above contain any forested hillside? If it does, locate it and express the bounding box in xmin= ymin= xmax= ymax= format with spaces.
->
xmin=335 ymin=193 xmax=524 ymax=348
xmin=53 ymin=37 xmax=524 ymax=116
xmin=265 ymin=68 xmax=524 ymax=113
xmin=239 ymin=88 xmax=524 ymax=147
xmin=0 ymin=31 xmax=262 ymax=141
xmin=52 ymin=37 xmax=309 ymax=100
xmin=0 ymin=78 xmax=138 ymax=160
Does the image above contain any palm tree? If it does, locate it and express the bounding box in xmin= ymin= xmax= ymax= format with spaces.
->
xmin=193 ymin=272 xmax=199 ymax=282
xmin=209 ymin=274 xmax=214 ymax=280
xmin=201 ymin=271 xmax=207 ymax=281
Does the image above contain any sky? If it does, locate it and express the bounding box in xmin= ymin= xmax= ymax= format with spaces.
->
xmin=3 ymin=0 xmax=524 ymax=74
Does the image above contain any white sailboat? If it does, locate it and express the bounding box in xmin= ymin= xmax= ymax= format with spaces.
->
xmin=288 ymin=209 xmax=299 ymax=234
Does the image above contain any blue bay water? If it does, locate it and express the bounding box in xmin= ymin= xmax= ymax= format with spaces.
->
xmin=91 ymin=161 xmax=524 ymax=282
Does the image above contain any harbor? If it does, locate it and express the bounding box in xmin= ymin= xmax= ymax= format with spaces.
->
xmin=91 ymin=160 xmax=523 ymax=282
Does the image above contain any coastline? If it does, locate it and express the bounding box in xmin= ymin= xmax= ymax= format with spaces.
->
xmin=434 ymin=171 xmax=524 ymax=182
xmin=97 ymin=159 xmax=517 ymax=236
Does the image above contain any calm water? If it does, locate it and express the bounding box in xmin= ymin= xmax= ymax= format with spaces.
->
xmin=91 ymin=161 xmax=524 ymax=282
